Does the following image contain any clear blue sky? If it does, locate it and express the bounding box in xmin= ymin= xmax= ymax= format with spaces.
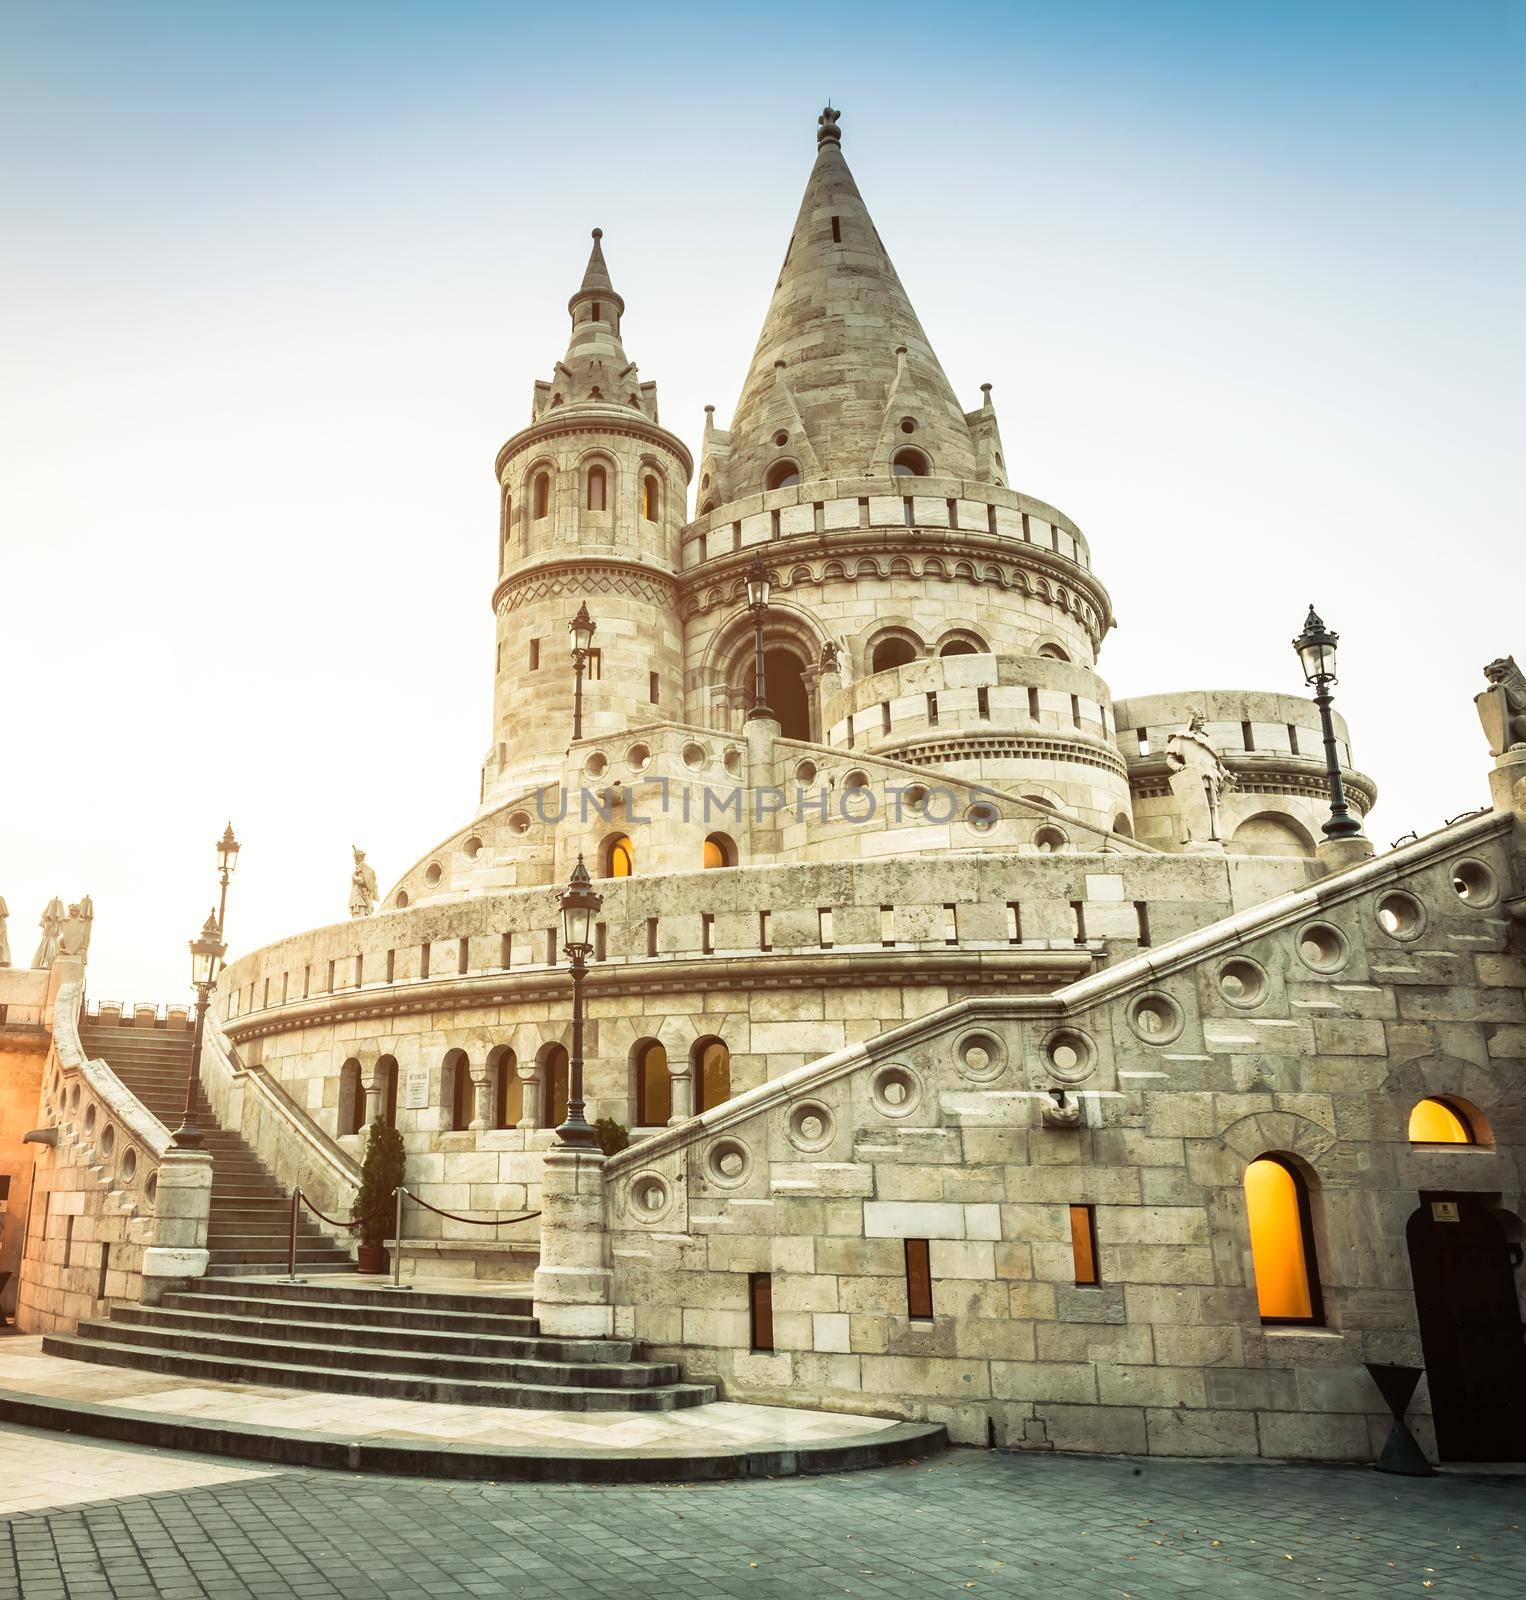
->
xmin=2 ymin=1 xmax=1522 ymax=999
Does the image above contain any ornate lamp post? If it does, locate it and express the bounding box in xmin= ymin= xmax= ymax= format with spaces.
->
xmin=1292 ymin=605 xmax=1363 ymax=840
xmin=556 ymin=855 xmax=603 ymax=1148
xmin=215 ymin=822 xmax=240 ymax=941
xmin=173 ymin=911 xmax=226 ymax=1149
xmin=569 ymin=602 xmax=597 ymax=743
xmin=745 ymin=559 xmax=772 ymax=720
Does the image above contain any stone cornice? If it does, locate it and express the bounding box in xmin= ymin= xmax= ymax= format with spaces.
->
xmin=223 ymin=946 xmax=1098 ymax=1046
xmin=1127 ymin=753 xmax=1379 ymax=812
xmin=679 ymin=528 xmax=1114 ymax=643
xmin=491 ymin=555 xmax=681 ymax=617
xmin=494 ymin=411 xmax=694 ymax=482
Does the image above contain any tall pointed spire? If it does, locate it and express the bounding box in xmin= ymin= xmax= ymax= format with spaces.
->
xmin=714 ymin=108 xmax=978 ymax=499
xmin=532 ymin=229 xmax=656 ymax=421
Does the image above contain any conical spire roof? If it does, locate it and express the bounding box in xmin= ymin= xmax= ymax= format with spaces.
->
xmin=718 ymin=109 xmax=977 ymax=496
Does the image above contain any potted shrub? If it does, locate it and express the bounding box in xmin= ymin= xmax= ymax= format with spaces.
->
xmin=352 ymin=1116 xmax=406 ymax=1274
xmin=594 ymin=1118 xmax=630 ymax=1158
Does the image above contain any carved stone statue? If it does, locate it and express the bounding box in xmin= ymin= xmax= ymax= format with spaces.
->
xmin=1165 ymin=712 xmax=1237 ymax=852
xmin=31 ymin=897 xmax=65 ymax=968
xmin=1477 ymin=656 xmax=1526 ymax=755
xmin=819 ymin=640 xmax=842 ymax=674
xmin=59 ymin=898 xmax=94 ymax=958
xmin=0 ymin=896 xmax=10 ymax=968
xmin=349 ymin=847 xmax=379 ymax=918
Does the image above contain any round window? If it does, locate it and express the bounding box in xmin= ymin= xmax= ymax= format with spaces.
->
xmin=1376 ymin=892 xmax=1424 ymax=941
xmin=1218 ymin=958 xmax=1267 ymax=1006
xmin=1451 ymin=859 xmax=1498 ymax=909
xmin=1296 ymin=923 xmax=1347 ymax=973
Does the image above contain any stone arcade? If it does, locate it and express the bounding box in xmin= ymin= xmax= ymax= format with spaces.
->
xmin=9 ymin=109 xmax=1524 ymax=1466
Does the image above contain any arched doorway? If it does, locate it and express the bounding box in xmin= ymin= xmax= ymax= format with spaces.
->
xmin=540 ymin=1044 xmax=569 ymax=1128
xmin=763 ymin=649 xmax=810 ymax=741
xmin=1406 ymin=1196 xmax=1526 ymax=1461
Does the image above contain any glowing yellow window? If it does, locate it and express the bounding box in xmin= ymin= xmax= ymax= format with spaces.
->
xmin=607 ymin=836 xmax=634 ymax=877
xmin=1244 ymin=1156 xmax=1321 ymax=1324
xmin=1408 ymin=1098 xmax=1472 ymax=1144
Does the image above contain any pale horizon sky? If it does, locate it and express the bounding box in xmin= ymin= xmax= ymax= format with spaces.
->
xmin=2 ymin=1 xmax=1522 ymax=1002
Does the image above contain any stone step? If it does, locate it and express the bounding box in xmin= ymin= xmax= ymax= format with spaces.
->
xmin=179 ymin=1279 xmax=536 ymax=1317
xmin=162 ymin=1287 xmax=540 ymax=1336
xmin=109 ymin=1304 xmax=630 ymax=1365
xmin=82 ymin=1317 xmax=675 ymax=1389
xmin=42 ymin=1334 xmax=717 ymax=1412
xmin=204 ymin=1248 xmax=354 ymax=1267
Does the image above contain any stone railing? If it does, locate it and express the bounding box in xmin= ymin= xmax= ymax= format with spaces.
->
xmin=17 ymin=958 xmax=211 ymax=1333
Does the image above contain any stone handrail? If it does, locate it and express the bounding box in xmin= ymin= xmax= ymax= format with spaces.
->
xmin=606 ymin=807 xmax=1513 ymax=1178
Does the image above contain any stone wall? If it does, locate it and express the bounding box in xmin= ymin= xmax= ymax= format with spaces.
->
xmin=16 ymin=960 xmax=210 ymax=1334
xmin=0 ymin=965 xmax=54 ymax=1316
xmin=599 ymin=809 xmax=1523 ymax=1459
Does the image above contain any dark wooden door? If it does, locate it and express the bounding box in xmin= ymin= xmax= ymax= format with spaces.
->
xmin=1407 ymin=1196 xmax=1526 ymax=1461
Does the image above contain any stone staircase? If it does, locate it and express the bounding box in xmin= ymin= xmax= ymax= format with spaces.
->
xmin=44 ymin=1279 xmax=718 ymax=1411
xmin=78 ymin=1019 xmax=353 ymax=1276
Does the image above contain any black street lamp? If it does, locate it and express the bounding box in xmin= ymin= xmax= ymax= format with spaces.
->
xmin=556 ymin=854 xmax=603 ymax=1149
xmin=1292 ymin=605 xmax=1363 ymax=840
xmin=215 ymin=822 xmax=240 ymax=944
xmin=174 ymin=911 xmax=226 ymax=1149
xmin=745 ymin=559 xmax=772 ymax=721
xmin=569 ymin=602 xmax=597 ymax=743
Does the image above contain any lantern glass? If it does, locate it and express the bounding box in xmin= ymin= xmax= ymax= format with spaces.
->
xmin=1298 ymin=637 xmax=1337 ymax=683
xmin=561 ymin=899 xmax=593 ymax=950
xmin=189 ymin=924 xmax=225 ymax=987
xmin=569 ymin=604 xmax=596 ymax=656
xmin=217 ymin=824 xmax=240 ymax=875
xmin=746 ymin=569 xmax=771 ymax=609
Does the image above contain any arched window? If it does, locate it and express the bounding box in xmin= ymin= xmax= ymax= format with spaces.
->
xmin=871 ymin=637 xmax=919 ymax=673
xmin=338 ymin=1058 xmax=364 ymax=1136
xmin=1408 ymin=1098 xmax=1474 ymax=1144
xmin=693 ymin=1037 xmax=730 ymax=1115
xmin=642 ymin=475 xmax=660 ymax=521
xmin=633 ymin=1039 xmax=670 ymax=1127
xmin=586 ymin=465 xmax=607 ymax=512
xmin=1244 ymin=1155 xmax=1323 ymax=1325
xmin=602 ymin=834 xmax=634 ymax=878
xmin=490 ymin=1045 xmax=521 ymax=1129
xmin=763 ymin=649 xmax=811 ymax=741
xmin=939 ymin=639 xmax=978 ymax=657
xmin=444 ymin=1048 xmax=472 ymax=1132
xmin=1036 ymin=642 xmax=1071 ymax=662
xmin=541 ymin=1044 xmax=569 ymax=1128
xmin=1112 ymin=813 xmax=1134 ymax=838
xmin=891 ymin=448 xmax=929 ymax=477
xmin=766 ymin=460 xmax=801 ymax=491
xmin=533 ymin=472 xmax=551 ymax=519
xmin=703 ymin=833 xmax=737 ymax=869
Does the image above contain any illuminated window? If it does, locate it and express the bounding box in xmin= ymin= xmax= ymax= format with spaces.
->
xmin=1069 ymin=1204 xmax=1099 ymax=1285
xmin=891 ymin=448 xmax=929 ymax=476
xmin=703 ymin=833 xmax=736 ymax=869
xmin=693 ymin=1037 xmax=730 ymax=1114
xmin=1244 ymin=1156 xmax=1323 ymax=1325
xmin=586 ymin=465 xmax=607 ymax=511
xmin=642 ymin=475 xmax=660 ymax=520
xmin=604 ymin=834 xmax=634 ymax=877
xmin=533 ymin=472 xmax=550 ymax=519
xmin=1409 ymin=1098 xmax=1473 ymax=1144
xmin=634 ymin=1039 xmax=670 ymax=1126
xmin=541 ymin=1044 xmax=569 ymax=1127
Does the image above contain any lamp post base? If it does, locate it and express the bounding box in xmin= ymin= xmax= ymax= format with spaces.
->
xmin=532 ymin=1147 xmax=614 ymax=1338
xmin=1317 ymin=834 xmax=1375 ymax=873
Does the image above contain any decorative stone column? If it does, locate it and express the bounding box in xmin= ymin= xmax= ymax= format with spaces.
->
xmin=469 ymin=1059 xmax=492 ymax=1132
xmin=667 ymin=1060 xmax=694 ymax=1127
xmin=361 ymin=1060 xmax=385 ymax=1126
xmin=517 ymin=1060 xmax=540 ymax=1131
xmin=140 ymin=1147 xmax=213 ymax=1304
xmin=531 ymin=1147 xmax=613 ymax=1336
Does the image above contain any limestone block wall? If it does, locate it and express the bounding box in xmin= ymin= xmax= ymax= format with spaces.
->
xmin=0 ymin=966 xmax=54 ymax=1315
xmin=601 ymin=810 xmax=1523 ymax=1460
xmin=1114 ymin=691 xmax=1376 ymax=855
xmin=15 ymin=960 xmax=205 ymax=1334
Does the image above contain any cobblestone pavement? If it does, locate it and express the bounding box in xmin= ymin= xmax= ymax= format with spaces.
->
xmin=1 ymin=1425 xmax=1521 ymax=1599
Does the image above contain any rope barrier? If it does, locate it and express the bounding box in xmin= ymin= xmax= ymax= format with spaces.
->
xmin=402 ymin=1190 xmax=541 ymax=1227
xmin=298 ymin=1192 xmax=360 ymax=1231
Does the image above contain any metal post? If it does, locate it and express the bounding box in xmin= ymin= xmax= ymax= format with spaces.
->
xmin=173 ymin=980 xmax=210 ymax=1149
xmin=392 ymin=1186 xmax=406 ymax=1289
xmin=286 ymin=1189 xmax=304 ymax=1282
xmin=556 ymin=955 xmax=597 ymax=1147
xmin=749 ymin=603 xmax=772 ymax=720
xmin=572 ymin=651 xmax=586 ymax=743
xmin=1313 ymin=682 xmax=1362 ymax=838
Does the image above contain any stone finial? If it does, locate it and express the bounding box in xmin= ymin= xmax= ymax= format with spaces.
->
xmin=592 ymin=227 xmax=602 ymax=240
xmin=817 ymin=105 xmax=842 ymax=146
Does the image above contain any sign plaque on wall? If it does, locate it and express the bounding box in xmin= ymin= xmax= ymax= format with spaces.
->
xmin=403 ymin=1066 xmax=430 ymax=1110
xmin=1430 ymin=1200 xmax=1460 ymax=1223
